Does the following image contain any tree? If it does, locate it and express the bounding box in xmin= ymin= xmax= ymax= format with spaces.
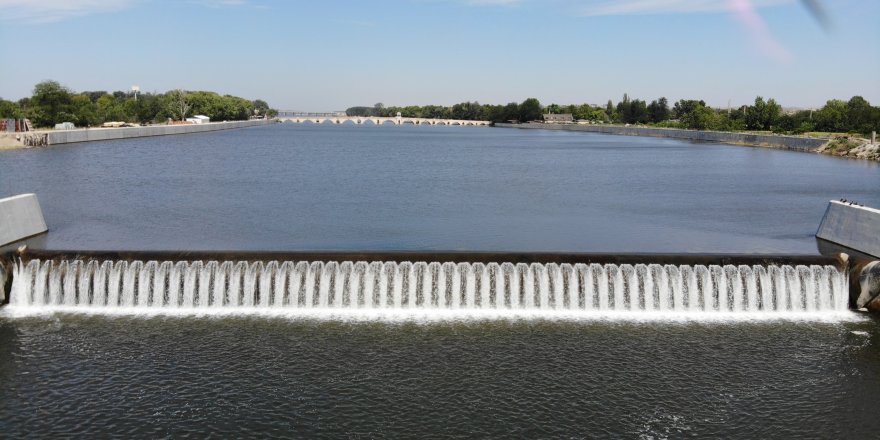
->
xmin=519 ymin=98 xmax=542 ymax=122
xmin=30 ymin=80 xmax=73 ymax=126
xmin=673 ymin=99 xmax=704 ymax=120
xmin=846 ymin=96 xmax=874 ymax=134
xmin=814 ymin=99 xmax=847 ymax=132
xmin=762 ymin=98 xmax=781 ymax=130
xmin=744 ymin=97 xmax=763 ymax=130
xmin=647 ymin=97 xmax=669 ymax=123
xmin=346 ymin=106 xmax=373 ymax=117
xmin=69 ymin=94 xmax=98 ymax=126
xmin=605 ymin=100 xmax=616 ymax=122
xmin=681 ymin=105 xmax=717 ymax=130
xmin=165 ymin=89 xmax=191 ymax=121
xmin=630 ymin=99 xmax=648 ymax=123
xmin=616 ymin=94 xmax=632 ymax=123
xmin=0 ymin=98 xmax=22 ymax=118
xmin=501 ymin=102 xmax=520 ymax=122
xmin=451 ymin=101 xmax=484 ymax=120
xmin=744 ymin=96 xmax=780 ymax=130
xmin=253 ymin=99 xmax=270 ymax=117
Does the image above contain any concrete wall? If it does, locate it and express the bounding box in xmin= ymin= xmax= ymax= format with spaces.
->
xmin=816 ymin=201 xmax=880 ymax=258
xmin=0 ymin=194 xmax=48 ymax=246
xmin=47 ymin=119 xmax=271 ymax=145
xmin=496 ymin=123 xmax=828 ymax=151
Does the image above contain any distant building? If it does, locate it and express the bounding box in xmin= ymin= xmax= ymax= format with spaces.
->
xmin=543 ymin=114 xmax=574 ymax=123
xmin=186 ymin=115 xmax=211 ymax=124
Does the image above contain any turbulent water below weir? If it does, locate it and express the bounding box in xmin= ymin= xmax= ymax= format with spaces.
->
xmin=1 ymin=316 xmax=878 ymax=438
xmin=7 ymin=259 xmax=851 ymax=319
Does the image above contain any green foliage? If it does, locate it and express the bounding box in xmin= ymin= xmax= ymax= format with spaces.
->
xmin=824 ymin=136 xmax=861 ymax=153
xmin=355 ymin=93 xmax=878 ymax=135
xmin=681 ymin=105 xmax=717 ymax=130
xmin=0 ymin=98 xmax=23 ymax=118
xmin=647 ymin=97 xmax=669 ymax=124
xmin=4 ymin=80 xmax=274 ymax=128
xmin=744 ymin=96 xmax=781 ymax=130
xmin=344 ymin=98 xmax=545 ymax=123
xmin=28 ymin=80 xmax=73 ymax=127
xmin=519 ymin=98 xmax=542 ymax=122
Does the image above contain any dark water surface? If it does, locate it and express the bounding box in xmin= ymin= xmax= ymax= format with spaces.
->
xmin=1 ymin=315 xmax=878 ymax=438
xmin=1 ymin=124 xmax=877 ymax=253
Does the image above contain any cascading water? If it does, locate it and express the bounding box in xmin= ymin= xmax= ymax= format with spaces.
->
xmin=7 ymin=259 xmax=850 ymax=318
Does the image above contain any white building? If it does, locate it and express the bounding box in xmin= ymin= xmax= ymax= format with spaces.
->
xmin=186 ymin=115 xmax=211 ymax=124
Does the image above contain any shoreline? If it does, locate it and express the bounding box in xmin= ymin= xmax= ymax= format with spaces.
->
xmin=496 ymin=122 xmax=880 ymax=161
xmin=496 ymin=122 xmax=828 ymax=151
xmin=0 ymin=119 xmax=272 ymax=150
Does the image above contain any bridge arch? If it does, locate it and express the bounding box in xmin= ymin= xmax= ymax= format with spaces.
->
xmin=275 ymin=114 xmax=490 ymax=127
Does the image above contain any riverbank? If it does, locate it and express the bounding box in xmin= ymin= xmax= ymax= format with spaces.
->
xmin=497 ymin=122 xmax=880 ymax=160
xmin=496 ymin=122 xmax=830 ymax=150
xmin=0 ymin=119 xmax=273 ymax=150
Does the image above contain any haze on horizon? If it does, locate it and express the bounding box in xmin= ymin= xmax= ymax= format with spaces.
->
xmin=0 ymin=0 xmax=877 ymax=111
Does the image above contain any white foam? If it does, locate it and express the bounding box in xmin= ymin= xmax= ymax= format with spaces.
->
xmin=6 ymin=258 xmax=853 ymax=321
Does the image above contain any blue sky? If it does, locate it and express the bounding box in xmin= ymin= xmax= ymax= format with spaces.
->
xmin=0 ymin=0 xmax=877 ymax=110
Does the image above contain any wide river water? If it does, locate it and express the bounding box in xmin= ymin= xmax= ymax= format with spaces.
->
xmin=1 ymin=124 xmax=879 ymax=438
xmin=1 ymin=123 xmax=878 ymax=253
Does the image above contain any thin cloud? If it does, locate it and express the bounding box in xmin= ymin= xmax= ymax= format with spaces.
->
xmin=577 ymin=0 xmax=794 ymax=16
xmin=0 ymin=0 xmax=133 ymax=23
xmin=728 ymin=0 xmax=792 ymax=63
xmin=193 ymin=0 xmax=262 ymax=7
xmin=465 ymin=0 xmax=523 ymax=6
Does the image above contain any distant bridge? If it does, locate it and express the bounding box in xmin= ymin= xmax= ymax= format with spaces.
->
xmin=275 ymin=111 xmax=491 ymax=126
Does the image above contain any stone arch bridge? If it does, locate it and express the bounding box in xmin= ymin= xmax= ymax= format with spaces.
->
xmin=276 ymin=112 xmax=491 ymax=126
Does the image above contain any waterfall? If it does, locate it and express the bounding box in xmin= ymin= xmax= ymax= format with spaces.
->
xmin=7 ymin=259 xmax=850 ymax=317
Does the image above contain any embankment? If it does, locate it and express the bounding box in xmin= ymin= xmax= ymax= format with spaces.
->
xmin=496 ymin=123 xmax=828 ymax=151
xmin=0 ymin=119 xmax=272 ymax=149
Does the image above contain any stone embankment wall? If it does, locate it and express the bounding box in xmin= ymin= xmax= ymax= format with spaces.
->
xmin=46 ymin=119 xmax=272 ymax=145
xmin=496 ymin=123 xmax=828 ymax=151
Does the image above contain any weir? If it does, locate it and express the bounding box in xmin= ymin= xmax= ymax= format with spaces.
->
xmin=1 ymin=251 xmax=856 ymax=318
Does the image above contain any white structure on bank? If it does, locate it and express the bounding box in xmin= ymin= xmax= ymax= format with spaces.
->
xmin=186 ymin=115 xmax=211 ymax=124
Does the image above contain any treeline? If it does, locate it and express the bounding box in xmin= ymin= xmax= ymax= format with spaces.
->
xmin=0 ymin=80 xmax=278 ymax=128
xmin=346 ymin=99 xmax=543 ymax=123
xmin=599 ymin=94 xmax=880 ymax=135
xmin=347 ymin=95 xmax=880 ymax=136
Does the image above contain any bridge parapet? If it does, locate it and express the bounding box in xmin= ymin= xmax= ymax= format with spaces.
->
xmin=275 ymin=115 xmax=491 ymax=126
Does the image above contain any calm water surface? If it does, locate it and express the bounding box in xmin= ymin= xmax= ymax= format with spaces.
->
xmin=1 ymin=315 xmax=878 ymax=438
xmin=1 ymin=124 xmax=877 ymax=253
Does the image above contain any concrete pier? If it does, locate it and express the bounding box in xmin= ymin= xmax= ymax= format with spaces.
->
xmin=816 ymin=201 xmax=880 ymax=258
xmin=0 ymin=194 xmax=48 ymax=246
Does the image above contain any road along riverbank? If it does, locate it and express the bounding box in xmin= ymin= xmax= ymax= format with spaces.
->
xmin=0 ymin=119 xmax=273 ymax=150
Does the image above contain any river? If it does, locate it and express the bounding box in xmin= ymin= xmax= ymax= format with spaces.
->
xmin=1 ymin=124 xmax=878 ymax=438
xmin=1 ymin=123 xmax=877 ymax=253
